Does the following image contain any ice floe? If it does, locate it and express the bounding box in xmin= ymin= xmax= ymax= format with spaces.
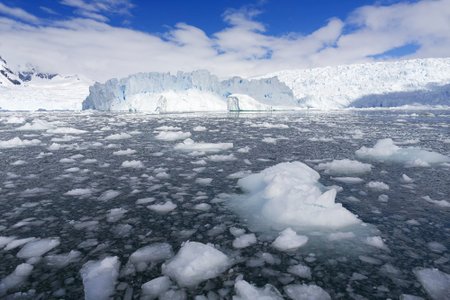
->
xmin=155 ymin=131 xmax=191 ymax=141
xmin=316 ymin=159 xmax=372 ymax=175
xmin=16 ymin=238 xmax=60 ymax=258
xmin=174 ymin=138 xmax=233 ymax=153
xmin=414 ymin=268 xmax=450 ymax=300
xmin=80 ymin=256 xmax=120 ymax=300
xmin=272 ymin=228 xmax=308 ymax=251
xmin=162 ymin=241 xmax=230 ymax=287
xmin=232 ymin=161 xmax=361 ymax=230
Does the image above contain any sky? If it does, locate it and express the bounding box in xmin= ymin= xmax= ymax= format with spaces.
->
xmin=0 ymin=0 xmax=449 ymax=81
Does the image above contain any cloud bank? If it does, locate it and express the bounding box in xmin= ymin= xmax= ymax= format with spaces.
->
xmin=0 ymin=0 xmax=449 ymax=81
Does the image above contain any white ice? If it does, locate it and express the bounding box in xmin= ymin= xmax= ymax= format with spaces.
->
xmin=356 ymin=138 xmax=450 ymax=166
xmin=272 ymin=228 xmax=308 ymax=251
xmin=0 ymin=137 xmax=41 ymax=149
xmin=155 ymin=131 xmax=191 ymax=141
xmin=80 ymin=256 xmax=120 ymax=300
xmin=414 ymin=268 xmax=450 ymax=300
xmin=16 ymin=238 xmax=60 ymax=258
xmin=0 ymin=263 xmax=33 ymax=296
xmin=232 ymin=233 xmax=257 ymax=249
xmin=162 ymin=241 xmax=230 ymax=287
xmin=234 ymin=161 xmax=361 ymax=230
xmin=316 ymin=159 xmax=372 ymax=176
xmin=141 ymin=276 xmax=172 ymax=299
xmin=147 ymin=201 xmax=177 ymax=213
xmin=121 ymin=160 xmax=144 ymax=168
xmin=174 ymin=138 xmax=233 ymax=153
xmin=283 ymin=284 xmax=331 ymax=300
xmin=233 ymin=279 xmax=283 ymax=300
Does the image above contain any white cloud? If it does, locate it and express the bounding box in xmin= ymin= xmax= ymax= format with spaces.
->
xmin=0 ymin=3 xmax=40 ymax=23
xmin=0 ymin=0 xmax=448 ymax=81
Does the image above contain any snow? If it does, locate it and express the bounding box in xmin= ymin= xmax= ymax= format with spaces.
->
xmin=0 ymin=263 xmax=33 ymax=296
xmin=80 ymin=256 xmax=120 ymax=300
xmin=234 ymin=161 xmax=361 ymax=230
xmin=0 ymin=137 xmax=41 ymax=149
xmin=162 ymin=241 xmax=230 ymax=287
xmin=233 ymin=280 xmax=283 ymax=300
xmin=258 ymin=58 xmax=450 ymax=109
xmin=272 ymin=228 xmax=308 ymax=251
xmin=141 ymin=276 xmax=172 ymax=299
xmin=174 ymin=138 xmax=233 ymax=153
xmin=414 ymin=268 xmax=450 ymax=300
xmin=283 ymin=284 xmax=331 ymax=300
xmin=155 ymin=131 xmax=191 ymax=141
xmin=356 ymin=138 xmax=450 ymax=166
xmin=316 ymin=159 xmax=372 ymax=176
xmin=16 ymin=238 xmax=60 ymax=258
xmin=83 ymin=70 xmax=296 ymax=112
xmin=232 ymin=233 xmax=257 ymax=249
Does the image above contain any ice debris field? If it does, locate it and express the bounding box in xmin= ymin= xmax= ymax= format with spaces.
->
xmin=0 ymin=110 xmax=449 ymax=299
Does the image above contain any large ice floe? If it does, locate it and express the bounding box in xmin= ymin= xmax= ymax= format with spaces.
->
xmin=413 ymin=268 xmax=450 ymax=300
xmin=162 ymin=241 xmax=230 ymax=287
xmin=232 ymin=161 xmax=361 ymax=231
xmin=356 ymin=138 xmax=450 ymax=166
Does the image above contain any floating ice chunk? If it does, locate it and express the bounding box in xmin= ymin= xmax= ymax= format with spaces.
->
xmin=98 ymin=190 xmax=121 ymax=201
xmin=234 ymin=162 xmax=361 ymax=230
xmin=113 ymin=149 xmax=136 ymax=155
xmin=284 ymin=284 xmax=331 ymax=300
xmin=262 ymin=137 xmax=277 ymax=144
xmin=287 ymin=264 xmax=311 ymax=279
xmin=107 ymin=208 xmax=127 ymax=222
xmin=233 ymin=233 xmax=257 ymax=249
xmin=233 ymin=280 xmax=283 ymax=300
xmin=0 ymin=137 xmax=41 ymax=149
xmin=427 ymin=241 xmax=448 ymax=253
xmin=155 ymin=131 xmax=191 ymax=141
xmin=46 ymin=250 xmax=81 ymax=268
xmin=208 ymin=154 xmax=236 ymax=161
xmin=230 ymin=227 xmax=246 ymax=237
xmin=4 ymin=237 xmax=36 ymax=251
xmin=4 ymin=116 xmax=25 ymax=124
xmin=399 ymin=294 xmax=425 ymax=300
xmin=129 ymin=243 xmax=173 ymax=272
xmin=194 ymin=203 xmax=211 ymax=211
xmin=80 ymin=256 xmax=120 ymax=300
xmin=193 ymin=126 xmax=207 ymax=131
xmin=0 ymin=263 xmax=33 ymax=296
xmin=155 ymin=125 xmax=181 ymax=131
xmin=16 ymin=119 xmax=54 ymax=131
xmin=64 ymin=188 xmax=92 ymax=196
xmin=316 ymin=159 xmax=372 ymax=176
xmin=251 ymin=122 xmax=289 ymax=129
xmin=11 ymin=160 xmax=26 ymax=166
xmin=162 ymin=241 xmax=230 ymax=287
xmin=401 ymin=174 xmax=414 ymax=183
xmin=272 ymin=228 xmax=308 ymax=251
xmin=0 ymin=236 xmax=16 ymax=249
xmin=228 ymin=170 xmax=252 ymax=179
xmin=47 ymin=127 xmax=87 ymax=134
xmin=196 ymin=178 xmax=212 ymax=185
xmin=366 ymin=181 xmax=390 ymax=191
xmin=356 ymin=138 xmax=450 ymax=166
xmin=422 ymin=196 xmax=450 ymax=208
xmin=141 ymin=276 xmax=172 ymax=299
xmin=105 ymin=133 xmax=132 ymax=140
xmin=174 ymin=138 xmax=233 ymax=153
xmin=365 ymin=236 xmax=389 ymax=251
xmin=136 ymin=197 xmax=155 ymax=205
xmin=121 ymin=160 xmax=144 ymax=168
xmin=331 ymin=177 xmax=364 ymax=184
xmin=147 ymin=201 xmax=177 ymax=213
xmin=16 ymin=238 xmax=60 ymax=258
xmin=414 ymin=268 xmax=450 ymax=300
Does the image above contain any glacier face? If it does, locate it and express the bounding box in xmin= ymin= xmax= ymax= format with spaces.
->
xmin=82 ymin=70 xmax=297 ymax=112
xmin=258 ymin=58 xmax=450 ymax=109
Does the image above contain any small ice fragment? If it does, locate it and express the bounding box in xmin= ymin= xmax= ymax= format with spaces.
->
xmin=141 ymin=276 xmax=172 ymax=299
xmin=147 ymin=201 xmax=177 ymax=213
xmin=46 ymin=250 xmax=81 ymax=268
xmin=162 ymin=241 xmax=230 ymax=287
xmin=284 ymin=284 xmax=331 ymax=300
xmin=0 ymin=263 xmax=33 ymax=296
xmin=232 ymin=234 xmax=257 ymax=249
xmin=121 ymin=160 xmax=144 ymax=168
xmin=287 ymin=264 xmax=311 ymax=279
xmin=233 ymin=279 xmax=283 ymax=300
xmin=272 ymin=228 xmax=308 ymax=251
xmin=366 ymin=181 xmax=389 ymax=191
xmin=155 ymin=131 xmax=191 ymax=141
xmin=365 ymin=236 xmax=389 ymax=251
xmin=98 ymin=190 xmax=121 ymax=201
xmin=316 ymin=159 xmax=372 ymax=176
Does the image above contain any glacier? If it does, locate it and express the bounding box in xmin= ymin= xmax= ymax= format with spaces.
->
xmin=82 ymin=70 xmax=296 ymax=112
xmin=258 ymin=57 xmax=450 ymax=109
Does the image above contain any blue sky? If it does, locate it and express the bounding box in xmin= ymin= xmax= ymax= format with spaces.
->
xmin=0 ymin=0 xmax=448 ymax=80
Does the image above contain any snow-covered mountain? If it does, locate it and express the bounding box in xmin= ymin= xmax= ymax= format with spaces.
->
xmin=0 ymin=56 xmax=92 ymax=111
xmin=82 ymin=70 xmax=296 ymax=112
xmin=257 ymin=58 xmax=450 ymax=109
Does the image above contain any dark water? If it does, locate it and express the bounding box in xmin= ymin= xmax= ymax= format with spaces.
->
xmin=0 ymin=110 xmax=449 ymax=299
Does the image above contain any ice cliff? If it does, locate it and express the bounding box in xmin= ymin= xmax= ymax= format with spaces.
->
xmin=259 ymin=58 xmax=450 ymax=109
xmin=82 ymin=70 xmax=296 ymax=112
